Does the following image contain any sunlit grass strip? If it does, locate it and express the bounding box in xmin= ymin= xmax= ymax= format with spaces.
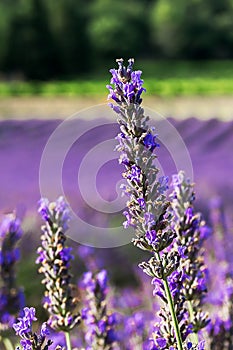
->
xmin=0 ymin=78 xmax=232 ymax=97
xmin=145 ymin=78 xmax=233 ymax=96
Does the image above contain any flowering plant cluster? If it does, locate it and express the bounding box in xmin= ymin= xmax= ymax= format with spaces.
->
xmin=0 ymin=59 xmax=232 ymax=350
xmin=37 ymin=197 xmax=81 ymax=333
xmin=0 ymin=214 xmax=24 ymax=330
xmin=80 ymin=270 xmax=117 ymax=349
xmin=107 ymin=58 xmax=233 ymax=350
xmin=108 ymin=58 xmax=196 ymax=350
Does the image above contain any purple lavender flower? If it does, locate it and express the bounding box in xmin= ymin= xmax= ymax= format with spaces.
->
xmin=80 ymin=269 xmax=118 ymax=349
xmin=119 ymin=153 xmax=130 ymax=166
xmin=38 ymin=198 xmax=50 ymax=222
xmin=108 ymin=59 xmax=189 ymax=350
xmin=144 ymin=212 xmax=155 ymax=228
xmin=122 ymin=310 xmax=153 ymax=349
xmin=13 ymin=307 xmax=37 ymax=337
xmin=38 ymin=196 xmax=70 ymax=230
xmin=186 ymin=341 xmax=205 ymax=350
xmin=123 ymin=210 xmax=136 ymax=229
xmin=137 ymin=198 xmax=146 ymax=209
xmin=158 ymin=176 xmax=169 ymax=194
xmin=13 ymin=307 xmax=53 ymax=350
xmin=127 ymin=164 xmax=142 ymax=183
xmin=0 ymin=214 xmax=24 ymax=330
xmin=143 ymin=133 xmax=160 ymax=152
xmin=107 ymin=58 xmax=145 ymax=105
xmin=37 ymin=197 xmax=80 ymax=332
xmin=145 ymin=230 xmax=157 ymax=244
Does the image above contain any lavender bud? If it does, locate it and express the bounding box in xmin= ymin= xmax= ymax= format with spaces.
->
xmin=37 ymin=197 xmax=81 ymax=332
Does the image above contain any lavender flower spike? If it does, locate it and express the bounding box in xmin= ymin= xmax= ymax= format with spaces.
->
xmin=36 ymin=197 xmax=81 ymax=336
xmin=108 ymin=59 xmax=189 ymax=350
xmin=13 ymin=306 xmax=53 ymax=350
xmin=170 ymin=171 xmax=210 ymax=336
xmin=0 ymin=213 xmax=25 ymax=330
xmin=80 ymin=269 xmax=118 ymax=350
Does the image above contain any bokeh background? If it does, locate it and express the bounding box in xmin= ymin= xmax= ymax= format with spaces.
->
xmin=0 ymin=0 xmax=232 ymax=312
xmin=1 ymin=0 xmax=233 ymax=78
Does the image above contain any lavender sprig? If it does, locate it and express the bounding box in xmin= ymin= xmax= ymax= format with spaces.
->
xmin=209 ymin=198 xmax=227 ymax=261
xmin=208 ymin=276 xmax=233 ymax=350
xmin=13 ymin=306 xmax=53 ymax=350
xmin=80 ymin=269 xmax=117 ymax=350
xmin=209 ymin=294 xmax=233 ymax=346
xmin=170 ymin=171 xmax=210 ymax=338
xmin=206 ymin=199 xmax=233 ymax=349
xmin=0 ymin=214 xmax=24 ymax=331
xmin=123 ymin=310 xmax=152 ymax=349
xmin=36 ymin=197 xmax=81 ymax=349
xmin=108 ymin=58 xmax=187 ymax=350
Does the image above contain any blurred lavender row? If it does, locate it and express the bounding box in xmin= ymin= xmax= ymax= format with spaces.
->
xmin=0 ymin=117 xmax=232 ymax=215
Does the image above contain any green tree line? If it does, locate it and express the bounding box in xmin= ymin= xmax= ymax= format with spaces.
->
xmin=0 ymin=0 xmax=233 ymax=80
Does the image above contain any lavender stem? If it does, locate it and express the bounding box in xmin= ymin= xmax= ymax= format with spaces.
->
xmin=187 ymin=301 xmax=199 ymax=345
xmin=65 ymin=331 xmax=72 ymax=350
xmin=2 ymin=338 xmax=14 ymax=350
xmin=156 ymin=251 xmax=183 ymax=350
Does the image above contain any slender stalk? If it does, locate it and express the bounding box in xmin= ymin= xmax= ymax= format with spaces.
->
xmin=65 ymin=332 xmax=72 ymax=350
xmin=156 ymin=252 xmax=183 ymax=350
xmin=187 ymin=300 xmax=199 ymax=345
xmin=2 ymin=338 xmax=14 ymax=350
xmin=163 ymin=278 xmax=183 ymax=350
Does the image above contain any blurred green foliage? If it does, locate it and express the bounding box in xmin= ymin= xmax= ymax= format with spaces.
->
xmin=87 ymin=0 xmax=147 ymax=59
xmin=151 ymin=0 xmax=233 ymax=58
xmin=0 ymin=0 xmax=232 ymax=80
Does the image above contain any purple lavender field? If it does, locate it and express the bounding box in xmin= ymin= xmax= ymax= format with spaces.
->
xmin=0 ymin=117 xmax=232 ymax=214
xmin=0 ymin=109 xmax=233 ymax=348
xmin=0 ymin=114 xmax=233 ymax=350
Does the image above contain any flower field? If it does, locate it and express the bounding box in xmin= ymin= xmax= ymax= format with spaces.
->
xmin=0 ymin=60 xmax=233 ymax=349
